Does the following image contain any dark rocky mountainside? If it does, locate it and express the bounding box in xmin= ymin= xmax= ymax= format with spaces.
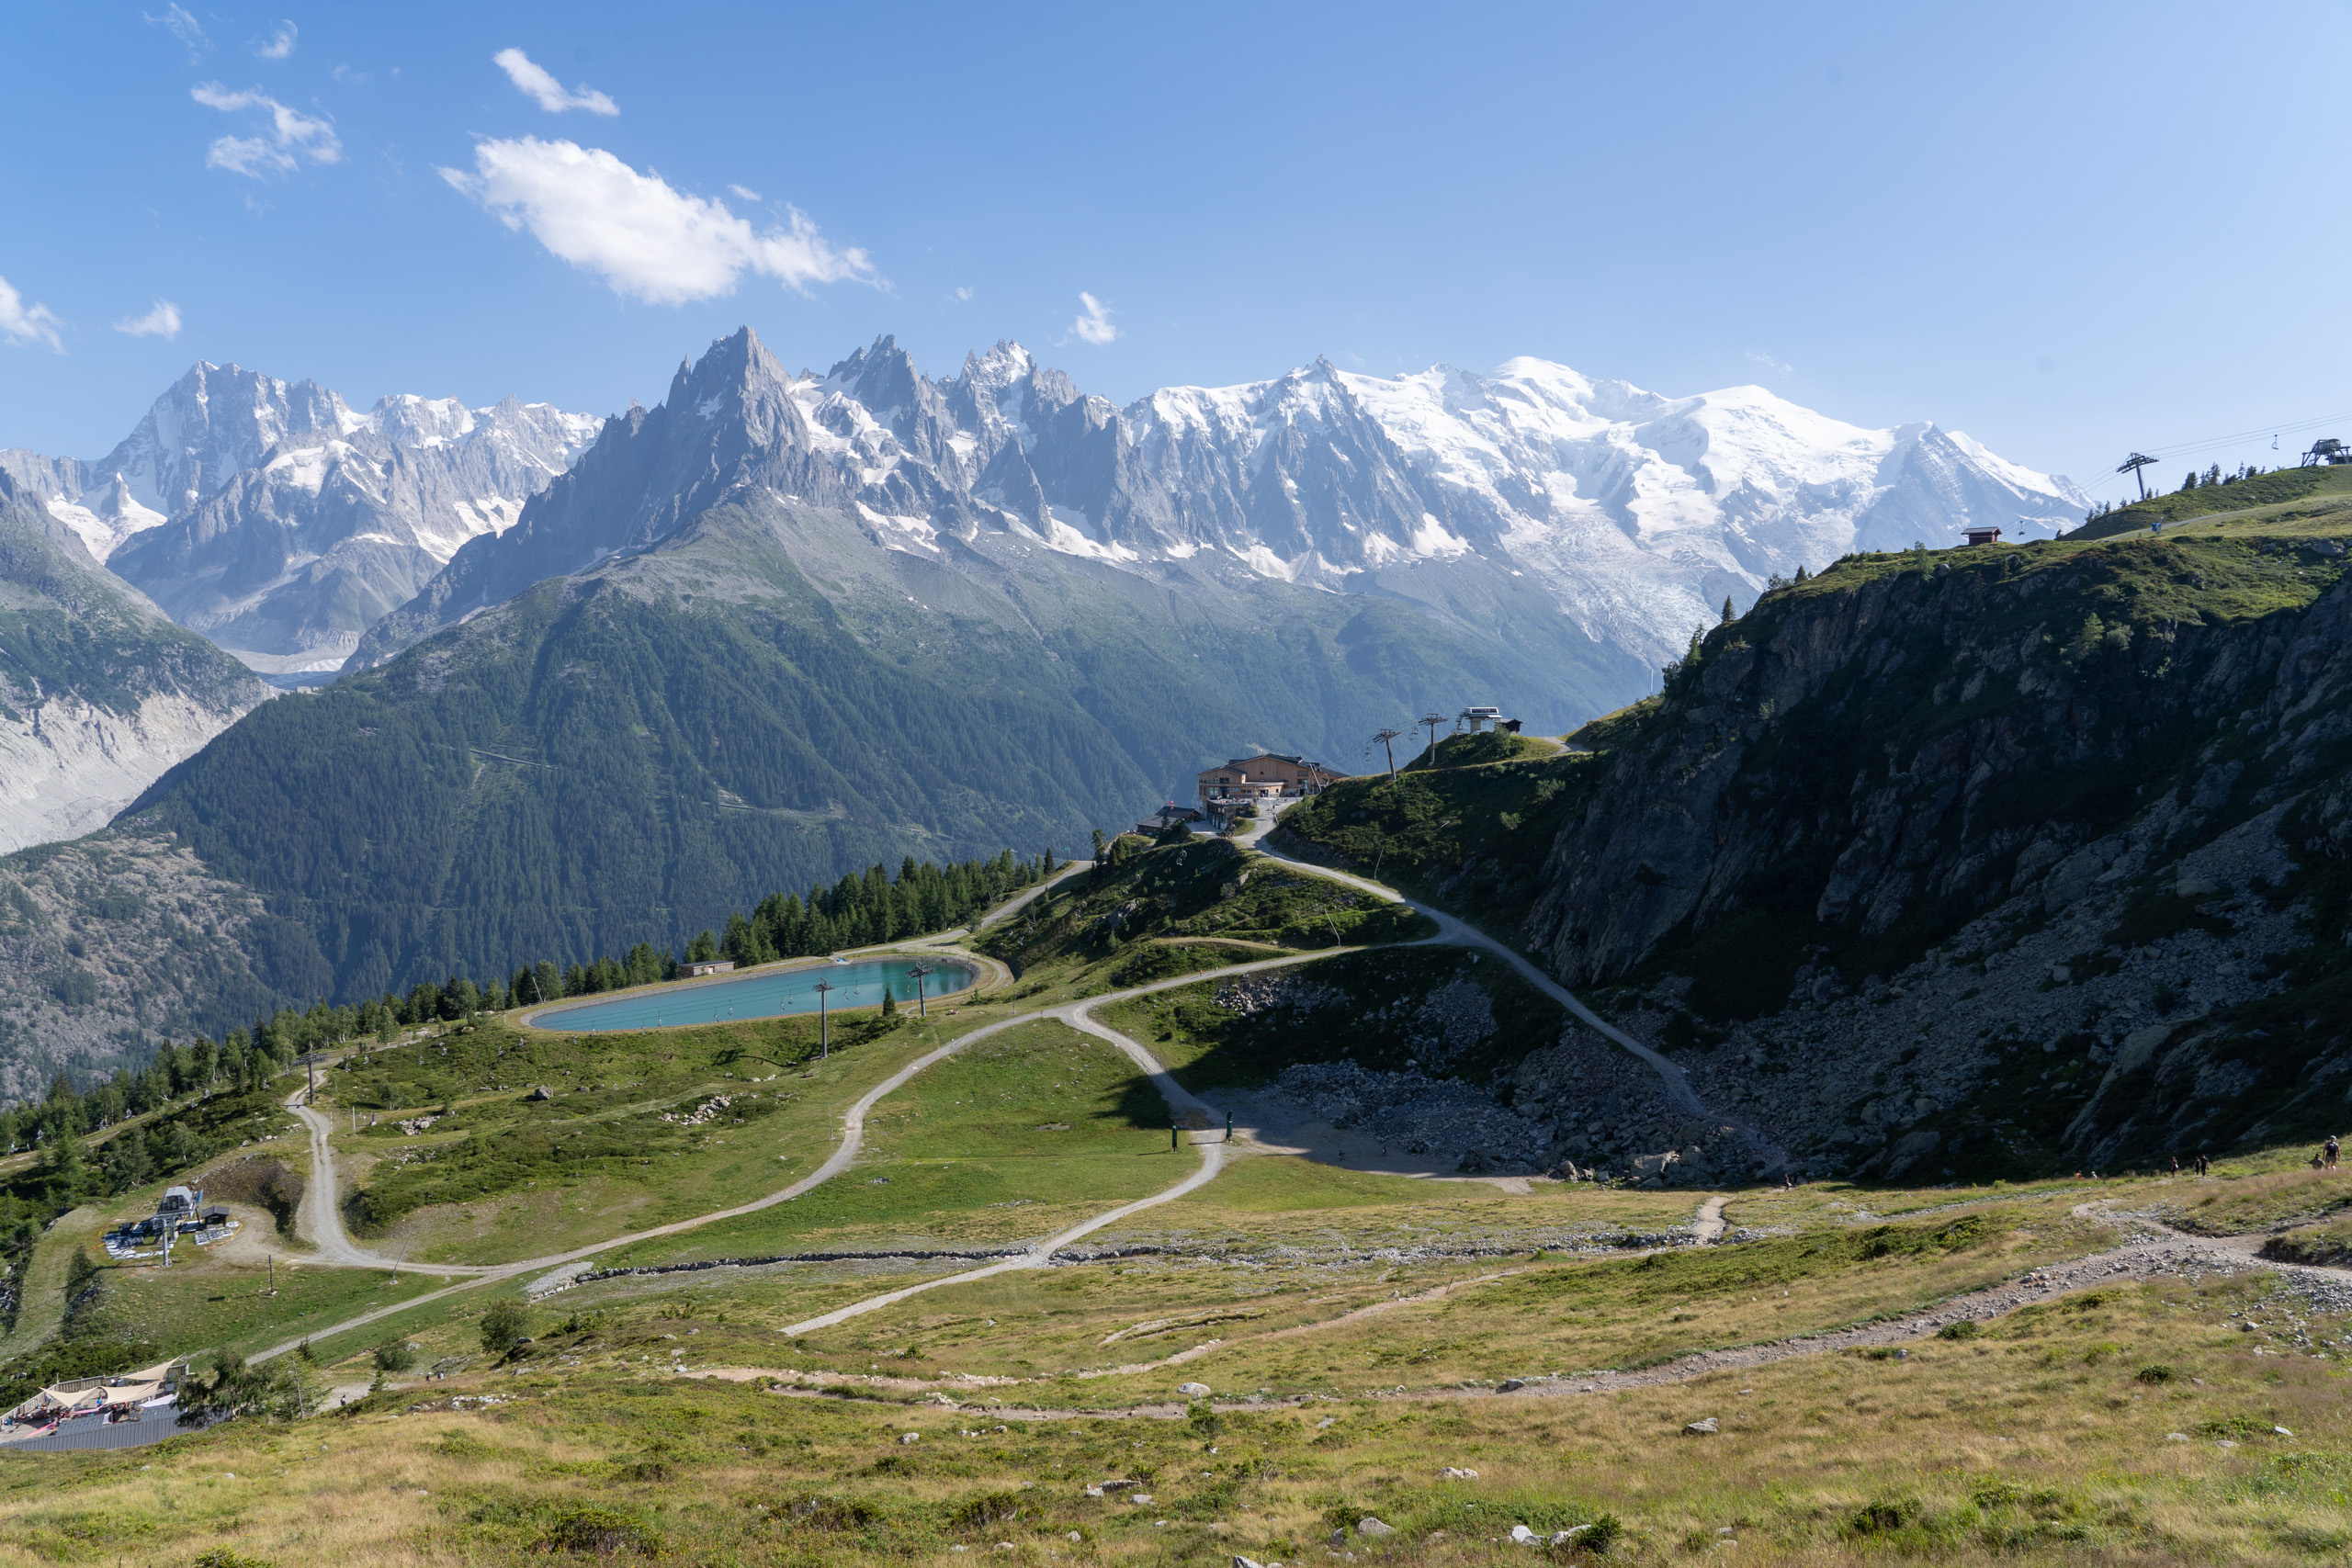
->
xmin=1283 ymin=518 xmax=2352 ymax=1182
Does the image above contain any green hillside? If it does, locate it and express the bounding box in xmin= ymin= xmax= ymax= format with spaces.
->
xmin=0 ymin=478 xmax=263 ymax=725
xmin=2064 ymin=462 xmax=2352 ymax=541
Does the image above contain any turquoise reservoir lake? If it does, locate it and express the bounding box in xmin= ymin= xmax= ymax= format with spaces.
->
xmin=526 ymin=957 xmax=976 ymax=1033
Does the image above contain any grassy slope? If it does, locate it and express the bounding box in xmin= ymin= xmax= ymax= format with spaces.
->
xmin=2065 ymin=461 xmax=2352 ymax=541
xmin=1099 ymin=945 xmax=1570 ymax=1095
xmin=977 ymin=836 xmax=1433 ymax=977
xmin=7 ymin=1166 xmax=2350 ymax=1564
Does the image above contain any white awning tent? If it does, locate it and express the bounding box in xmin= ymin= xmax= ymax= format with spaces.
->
xmin=4 ymin=1359 xmax=184 ymax=1426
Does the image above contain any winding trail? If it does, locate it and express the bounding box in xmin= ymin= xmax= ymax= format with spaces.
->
xmin=686 ymin=1202 xmax=2352 ymax=1423
xmin=1243 ymin=815 xmax=1796 ymax=1176
xmin=248 ymin=819 xmax=1775 ymax=1365
xmin=1239 ymin=817 xmax=1711 ymax=1119
xmin=247 ymin=935 xmax=1337 ymax=1364
xmin=288 ymin=1096 xmax=494 ymax=1277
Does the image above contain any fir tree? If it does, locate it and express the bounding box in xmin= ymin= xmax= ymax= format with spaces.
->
xmin=1721 ymin=596 xmax=1736 ymax=624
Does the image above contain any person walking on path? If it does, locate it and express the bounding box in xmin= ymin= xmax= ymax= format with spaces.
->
xmin=2327 ymin=1134 xmax=2341 ymax=1171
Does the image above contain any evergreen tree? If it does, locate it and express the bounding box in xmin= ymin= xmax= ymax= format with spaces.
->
xmin=880 ymin=988 xmax=898 ymax=1020
xmin=42 ymin=1130 xmax=90 ymax=1203
xmin=1721 ymin=596 xmax=1736 ymax=624
xmin=685 ymin=930 xmax=718 ymax=963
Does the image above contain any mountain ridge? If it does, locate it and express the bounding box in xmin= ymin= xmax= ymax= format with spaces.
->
xmin=351 ymin=328 xmax=2086 ymax=679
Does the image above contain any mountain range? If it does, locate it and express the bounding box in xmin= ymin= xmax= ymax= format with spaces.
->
xmin=354 ymin=333 xmax=2089 ymax=676
xmin=0 ymin=362 xmax=598 ymax=675
xmin=0 ymin=329 xmax=2087 ymax=1096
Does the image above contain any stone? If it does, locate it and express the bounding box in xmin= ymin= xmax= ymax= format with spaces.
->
xmin=1068 ymin=1532 xmax=1083 ymax=1542
xmin=1085 ymin=1479 xmax=1137 ymax=1497
xmin=1684 ymin=1417 xmax=1719 ymax=1435
xmin=1510 ymin=1524 xmax=1540 ymax=1543
xmin=1497 ymin=1378 xmax=1527 ymax=1393
xmin=1356 ymin=1517 xmax=1396 ymax=1537
xmin=1178 ymin=1382 xmax=1212 ymax=1396
xmin=1550 ymin=1527 xmax=1592 ymax=1545
xmin=1128 ymin=1495 xmax=1153 ymax=1506
xmin=898 ymin=1432 xmax=920 ymax=1445
xmin=1438 ymin=1466 xmax=1479 ymax=1479
xmin=1329 ymin=1529 xmax=1346 ymax=1548
xmin=2165 ymin=1433 xmax=2188 ymax=1442
xmin=2275 ymin=1426 xmax=2295 ymax=1438
xmin=1233 ymin=1558 xmax=1267 ymax=1568
xmin=527 ymin=1085 xmax=552 ymax=1100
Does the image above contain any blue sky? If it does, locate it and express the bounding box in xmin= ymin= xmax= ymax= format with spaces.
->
xmin=4 ymin=2 xmax=2347 ymax=502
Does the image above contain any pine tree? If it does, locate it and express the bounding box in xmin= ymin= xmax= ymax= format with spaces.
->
xmin=880 ymin=988 xmax=898 ymax=1020
xmin=1721 ymin=596 xmax=1736 ymax=624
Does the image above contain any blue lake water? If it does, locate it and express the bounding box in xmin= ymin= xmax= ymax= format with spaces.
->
xmin=526 ymin=957 xmax=977 ymax=1033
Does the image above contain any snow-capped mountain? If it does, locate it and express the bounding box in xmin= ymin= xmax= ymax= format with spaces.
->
xmin=1 ymin=365 xmax=597 ymax=673
xmin=358 ymin=331 xmax=2084 ymax=678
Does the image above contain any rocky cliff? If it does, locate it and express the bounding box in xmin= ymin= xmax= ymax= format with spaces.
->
xmin=1283 ymin=521 xmax=2352 ymax=1181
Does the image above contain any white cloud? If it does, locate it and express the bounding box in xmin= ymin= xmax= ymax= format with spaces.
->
xmin=1069 ymin=291 xmax=1118 ymax=345
xmin=1744 ymin=349 xmax=1793 ymax=376
xmin=727 ymin=183 xmax=761 ymax=202
xmin=113 ymin=299 xmax=183 ymax=340
xmin=252 ymin=20 xmax=297 ymax=60
xmin=438 ymin=137 xmax=876 ymax=305
xmin=192 ymin=83 xmax=342 ymax=176
xmin=493 ymin=49 xmax=619 ymax=116
xmin=0 ymin=276 xmax=64 ymax=354
xmin=144 ymin=4 xmax=210 ymax=59
xmin=954 ymin=286 xmax=973 ymax=301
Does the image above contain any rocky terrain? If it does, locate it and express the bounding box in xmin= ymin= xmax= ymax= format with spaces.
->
xmin=0 ymin=821 xmax=290 ymax=1097
xmin=1283 ymin=522 xmax=2352 ymax=1181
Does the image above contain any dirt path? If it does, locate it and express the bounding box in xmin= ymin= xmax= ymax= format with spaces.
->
xmin=287 ymin=1091 xmax=494 ymax=1278
xmin=775 ymin=976 xmax=1283 ymax=1334
xmin=249 ymin=942 xmax=1350 ymax=1365
xmin=1692 ymin=1195 xmax=1728 ymax=1244
xmin=977 ymin=861 xmax=1094 ymax=931
xmin=1237 ymin=820 xmax=1732 ymax=1124
xmin=679 ymin=1212 xmax=2352 ymax=1425
xmin=240 ymin=843 xmax=1770 ymax=1366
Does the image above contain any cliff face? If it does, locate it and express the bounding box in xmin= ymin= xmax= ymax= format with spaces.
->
xmin=1282 ymin=526 xmax=2352 ymax=1181
xmin=1516 ymin=531 xmax=2352 ymax=1177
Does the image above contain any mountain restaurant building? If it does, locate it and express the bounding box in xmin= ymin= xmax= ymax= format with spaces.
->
xmin=1197 ymin=752 xmax=1342 ymax=821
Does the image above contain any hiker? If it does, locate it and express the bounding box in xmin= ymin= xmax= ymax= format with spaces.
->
xmin=2170 ymin=1154 xmax=2179 ymax=1175
xmin=2327 ymin=1134 xmax=2341 ymax=1171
